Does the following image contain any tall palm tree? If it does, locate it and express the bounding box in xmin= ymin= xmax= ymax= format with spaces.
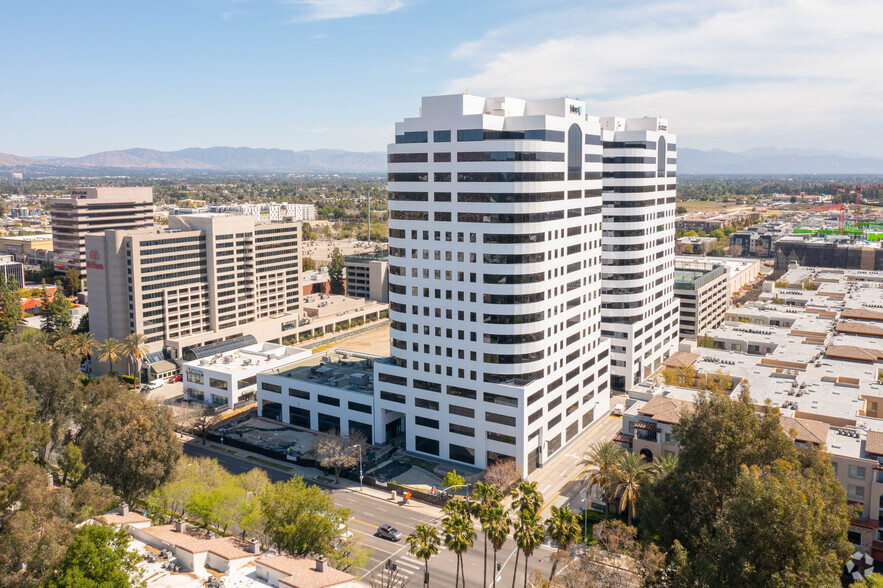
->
xmin=99 ymin=337 xmax=121 ymax=374
xmin=650 ymin=453 xmax=678 ymax=481
xmin=513 ymin=509 xmax=545 ymax=588
xmin=443 ymin=511 xmax=475 ymax=588
xmin=123 ymin=332 xmax=149 ymax=385
xmin=509 ymin=480 xmax=543 ymax=588
xmin=472 ymin=481 xmax=504 ymax=588
xmin=509 ymin=480 xmax=543 ymax=515
xmin=545 ymin=505 xmax=581 ymax=584
xmin=615 ymin=451 xmax=652 ymax=526
xmin=407 ymin=524 xmax=440 ymax=586
xmin=580 ymin=441 xmax=625 ymax=521
xmin=484 ymin=505 xmax=510 ymax=588
xmin=52 ymin=334 xmax=77 ymax=358
xmin=72 ymin=331 xmax=97 ymax=377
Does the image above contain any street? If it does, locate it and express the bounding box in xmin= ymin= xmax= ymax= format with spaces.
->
xmin=182 ymin=408 xmax=624 ymax=587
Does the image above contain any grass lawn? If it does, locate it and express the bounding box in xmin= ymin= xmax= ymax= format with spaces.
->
xmin=209 ymin=444 xmax=237 ymax=455
xmin=246 ymin=455 xmax=293 ymax=471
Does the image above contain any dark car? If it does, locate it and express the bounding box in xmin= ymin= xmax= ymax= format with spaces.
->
xmin=376 ymin=525 xmax=402 ymax=541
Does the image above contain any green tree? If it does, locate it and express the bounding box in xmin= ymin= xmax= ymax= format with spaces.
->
xmin=443 ymin=510 xmax=475 ymax=588
xmin=302 ymin=257 xmax=315 ymax=271
xmin=545 ymin=505 xmax=580 ymax=584
xmin=76 ymin=311 xmax=89 ymax=334
xmin=99 ymin=338 xmax=122 ymax=374
xmin=639 ymin=391 xmax=852 ymax=587
xmin=328 ymin=247 xmax=345 ymax=294
xmin=472 ymin=481 xmax=504 ymax=588
xmin=58 ymin=442 xmax=85 ymax=486
xmin=72 ymin=331 xmax=97 ymax=377
xmin=512 ymin=509 xmax=545 ymax=588
xmin=122 ymin=332 xmax=149 ymax=384
xmin=260 ymin=476 xmax=350 ymax=556
xmin=47 ymin=523 xmax=143 ymax=588
xmin=509 ymin=479 xmax=542 ymax=515
xmin=39 ymin=280 xmax=54 ymax=333
xmin=442 ymin=469 xmax=466 ymax=493
xmin=0 ymin=372 xmax=46 ymax=484
xmin=327 ymin=533 xmax=371 ymax=574
xmin=484 ymin=504 xmax=511 ymax=588
xmin=63 ymin=267 xmax=81 ymax=297
xmin=580 ymin=441 xmax=625 ymax=521
xmin=312 ymin=431 xmax=362 ymax=484
xmin=407 ymin=524 xmax=440 ymax=586
xmin=613 ymin=452 xmax=650 ymax=526
xmin=852 ymin=574 xmax=883 ymax=588
xmin=50 ymin=282 xmax=72 ymax=333
xmin=78 ymin=391 xmax=181 ymax=504
xmin=0 ymin=277 xmax=22 ymax=340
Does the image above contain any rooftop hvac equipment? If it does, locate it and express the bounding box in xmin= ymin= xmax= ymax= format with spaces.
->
xmin=350 ymin=373 xmax=369 ymax=387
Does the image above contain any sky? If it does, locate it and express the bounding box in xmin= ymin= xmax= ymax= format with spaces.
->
xmin=2 ymin=0 xmax=882 ymax=158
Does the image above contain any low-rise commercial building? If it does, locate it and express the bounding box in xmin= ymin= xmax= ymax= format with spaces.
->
xmin=729 ymin=219 xmax=793 ymax=258
xmin=0 ymin=254 xmax=25 ymax=287
xmin=0 ymin=234 xmax=53 ymax=265
xmin=344 ymin=250 xmax=388 ymax=302
xmin=673 ymin=261 xmax=728 ymax=338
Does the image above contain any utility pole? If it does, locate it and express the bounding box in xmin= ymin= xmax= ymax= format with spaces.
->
xmin=367 ymin=191 xmax=371 ymax=245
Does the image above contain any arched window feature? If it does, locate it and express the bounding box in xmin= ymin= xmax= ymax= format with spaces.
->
xmin=567 ymin=124 xmax=582 ymax=181
xmin=657 ymin=137 xmax=666 ymax=178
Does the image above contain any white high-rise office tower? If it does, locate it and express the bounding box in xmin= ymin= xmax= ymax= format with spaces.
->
xmin=373 ymin=94 xmax=611 ymax=475
xmin=599 ymin=117 xmax=679 ymax=391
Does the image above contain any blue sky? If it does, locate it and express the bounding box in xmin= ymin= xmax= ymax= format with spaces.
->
xmin=2 ymin=0 xmax=882 ymax=157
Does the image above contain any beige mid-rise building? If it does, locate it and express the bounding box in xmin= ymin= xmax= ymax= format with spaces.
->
xmin=49 ymin=187 xmax=153 ymax=275
xmin=86 ymin=214 xmax=301 ymax=376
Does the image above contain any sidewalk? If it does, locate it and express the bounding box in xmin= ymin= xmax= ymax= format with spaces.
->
xmin=180 ymin=434 xmax=443 ymax=518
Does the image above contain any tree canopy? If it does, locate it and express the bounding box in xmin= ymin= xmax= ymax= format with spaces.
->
xmin=639 ymin=390 xmax=852 ymax=587
xmin=47 ymin=523 xmax=143 ymax=588
xmin=328 ymin=247 xmax=345 ymax=295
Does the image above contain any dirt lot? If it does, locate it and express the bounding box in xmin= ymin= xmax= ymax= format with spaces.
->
xmin=331 ymin=324 xmax=390 ymax=356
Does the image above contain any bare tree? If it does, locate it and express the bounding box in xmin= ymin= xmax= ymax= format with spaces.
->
xmin=313 ymin=429 xmax=367 ymax=484
xmin=483 ymin=458 xmax=519 ymax=491
xmin=171 ymin=403 xmax=217 ymax=445
xmin=369 ymin=561 xmax=410 ymax=588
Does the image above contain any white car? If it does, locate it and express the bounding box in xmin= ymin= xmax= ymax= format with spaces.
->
xmin=613 ymin=403 xmax=625 ymax=416
xmin=146 ymin=380 xmax=165 ymax=390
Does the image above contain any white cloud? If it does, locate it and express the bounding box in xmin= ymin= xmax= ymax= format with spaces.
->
xmin=287 ymin=0 xmax=406 ymax=22
xmin=444 ymin=0 xmax=883 ymax=154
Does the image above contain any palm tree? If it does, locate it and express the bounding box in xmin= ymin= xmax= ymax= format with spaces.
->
xmin=72 ymin=331 xmax=97 ymax=377
xmin=52 ymin=334 xmax=77 ymax=358
xmin=650 ymin=453 xmax=678 ymax=481
xmin=99 ymin=337 xmax=121 ymax=374
xmin=581 ymin=441 xmax=625 ymax=521
xmin=615 ymin=451 xmax=652 ymax=526
xmin=513 ymin=509 xmax=545 ymax=588
xmin=484 ymin=505 xmax=510 ymax=588
xmin=407 ymin=524 xmax=440 ymax=586
xmin=545 ymin=505 xmax=581 ymax=584
xmin=443 ymin=511 xmax=475 ymax=588
xmin=123 ymin=332 xmax=149 ymax=385
xmin=509 ymin=480 xmax=543 ymax=515
xmin=509 ymin=480 xmax=543 ymax=588
xmin=472 ymin=481 xmax=504 ymax=588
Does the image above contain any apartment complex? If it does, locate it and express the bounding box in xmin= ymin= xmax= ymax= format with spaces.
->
xmin=672 ymin=260 xmax=729 ymax=338
xmin=619 ymin=265 xmax=883 ymax=561
xmin=86 ymin=214 xmax=301 ymax=374
xmin=599 ymin=116 xmax=679 ymax=390
xmin=49 ymin=187 xmax=153 ymax=274
xmin=371 ymin=93 xmax=630 ymax=474
xmin=210 ymin=203 xmax=317 ymax=222
xmin=675 ymin=210 xmax=759 ymax=234
xmin=344 ymin=250 xmax=389 ymax=302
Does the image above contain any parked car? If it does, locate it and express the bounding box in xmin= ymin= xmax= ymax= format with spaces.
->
xmin=376 ymin=525 xmax=402 ymax=541
xmin=146 ymin=380 xmax=165 ymax=390
xmin=169 ymin=374 xmax=183 ymax=383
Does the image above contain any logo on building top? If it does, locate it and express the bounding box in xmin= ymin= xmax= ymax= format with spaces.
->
xmin=89 ymin=249 xmax=99 ymax=261
xmin=569 ymin=105 xmax=582 ymax=116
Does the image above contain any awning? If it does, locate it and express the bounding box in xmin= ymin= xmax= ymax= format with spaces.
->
xmin=149 ymin=360 xmax=177 ymax=374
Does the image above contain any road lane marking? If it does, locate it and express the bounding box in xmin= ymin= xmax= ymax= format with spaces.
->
xmin=540 ymin=463 xmax=591 ymax=514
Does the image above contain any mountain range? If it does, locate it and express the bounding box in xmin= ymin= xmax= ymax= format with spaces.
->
xmin=1 ymin=146 xmax=882 ymax=175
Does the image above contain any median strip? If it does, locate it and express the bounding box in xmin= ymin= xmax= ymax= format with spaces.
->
xmin=246 ymin=455 xmax=293 ymax=471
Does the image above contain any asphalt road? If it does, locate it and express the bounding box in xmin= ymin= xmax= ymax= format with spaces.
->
xmin=183 ymin=442 xmax=554 ymax=587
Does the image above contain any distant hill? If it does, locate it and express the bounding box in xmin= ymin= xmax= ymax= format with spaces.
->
xmin=0 ymin=147 xmax=387 ymax=174
xmin=678 ymin=147 xmax=883 ymax=174
xmin=3 ymin=145 xmax=882 ymax=175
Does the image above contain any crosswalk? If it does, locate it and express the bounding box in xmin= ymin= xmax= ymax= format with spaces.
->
xmin=389 ymin=555 xmax=424 ymax=579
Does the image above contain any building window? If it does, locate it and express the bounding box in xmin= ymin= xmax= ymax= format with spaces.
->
xmin=657 ymin=137 xmax=666 ymax=177
xmin=289 ymin=388 xmax=309 ymax=399
xmin=348 ymin=401 xmax=372 ymax=414
xmin=449 ymin=443 xmax=475 ymax=464
xmin=849 ymin=484 xmax=865 ymax=498
xmin=415 ymin=416 xmax=439 ymax=429
xmin=449 ymin=423 xmax=475 ymax=437
xmin=209 ymin=378 xmax=228 ymax=391
xmin=289 ymin=406 xmax=310 ymax=428
xmin=186 ymin=369 xmax=204 ymax=384
xmin=318 ymin=394 xmax=341 ymax=407
xmin=416 ymin=436 xmax=439 ymax=455
xmin=317 ymin=413 xmax=341 ymax=433
xmin=261 ymin=382 xmax=282 ymax=394
xmin=567 ymin=123 xmax=582 ymax=181
xmin=433 ymin=130 xmax=451 ymax=143
xmin=849 ymin=465 xmax=866 ymax=480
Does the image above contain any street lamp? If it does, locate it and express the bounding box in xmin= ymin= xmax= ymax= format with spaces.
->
xmin=352 ymin=444 xmax=363 ymax=491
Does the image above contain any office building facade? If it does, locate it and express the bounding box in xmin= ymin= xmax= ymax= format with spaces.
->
xmin=345 ymin=250 xmax=389 ymax=302
xmin=86 ymin=214 xmax=301 ymax=375
xmin=49 ymin=187 xmax=153 ymax=275
xmin=600 ymin=116 xmax=679 ymax=390
xmin=374 ymin=94 xmax=612 ymax=474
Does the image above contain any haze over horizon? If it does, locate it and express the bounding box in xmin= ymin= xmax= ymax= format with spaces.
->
xmin=4 ymin=0 xmax=882 ymax=158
